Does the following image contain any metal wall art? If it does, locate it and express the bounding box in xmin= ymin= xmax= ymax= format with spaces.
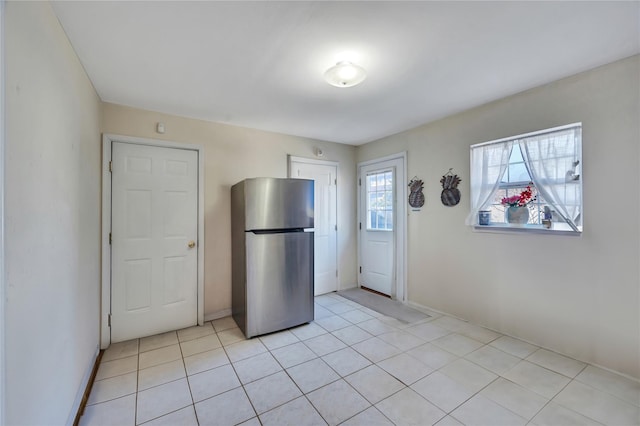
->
xmin=408 ymin=177 xmax=425 ymax=208
xmin=440 ymin=168 xmax=461 ymax=207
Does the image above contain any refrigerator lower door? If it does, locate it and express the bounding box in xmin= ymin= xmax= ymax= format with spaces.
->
xmin=244 ymin=230 xmax=314 ymax=338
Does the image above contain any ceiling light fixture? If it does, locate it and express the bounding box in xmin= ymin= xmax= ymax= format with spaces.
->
xmin=324 ymin=61 xmax=366 ymax=88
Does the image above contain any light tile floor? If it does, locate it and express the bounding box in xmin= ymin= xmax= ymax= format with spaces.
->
xmin=80 ymin=293 xmax=640 ymax=426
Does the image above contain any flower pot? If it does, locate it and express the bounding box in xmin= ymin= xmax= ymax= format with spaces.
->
xmin=506 ymin=206 xmax=529 ymax=225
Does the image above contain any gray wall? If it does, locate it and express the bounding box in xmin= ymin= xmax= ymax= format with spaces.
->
xmin=357 ymin=55 xmax=640 ymax=379
xmin=5 ymin=2 xmax=102 ymax=423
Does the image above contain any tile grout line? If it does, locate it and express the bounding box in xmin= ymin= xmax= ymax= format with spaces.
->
xmin=459 ymin=346 xmax=593 ymax=425
xmin=292 ymin=320 xmax=408 ymax=425
xmin=134 ymin=338 xmax=140 ymax=426
xmin=521 ymin=363 xmax=594 ymax=426
xmin=219 ymin=330 xmax=261 ymax=424
xmin=177 ymin=329 xmax=199 ymax=426
xmin=136 ymin=331 xmax=200 ymax=425
xmin=250 ymin=325 xmax=343 ymax=423
xmin=266 ymin=342 xmax=330 ymax=425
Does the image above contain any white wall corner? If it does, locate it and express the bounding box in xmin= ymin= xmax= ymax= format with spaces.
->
xmin=204 ymin=308 xmax=232 ymax=323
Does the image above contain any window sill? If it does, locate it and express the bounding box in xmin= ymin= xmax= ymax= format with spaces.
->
xmin=473 ymin=223 xmax=582 ymax=236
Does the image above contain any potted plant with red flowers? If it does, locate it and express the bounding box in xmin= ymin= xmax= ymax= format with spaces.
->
xmin=501 ymin=184 xmax=536 ymax=225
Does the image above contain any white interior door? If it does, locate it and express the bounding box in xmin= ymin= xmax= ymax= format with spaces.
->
xmin=359 ymin=163 xmax=396 ymax=296
xmin=111 ymin=142 xmax=198 ymax=342
xmin=290 ymin=158 xmax=338 ymax=296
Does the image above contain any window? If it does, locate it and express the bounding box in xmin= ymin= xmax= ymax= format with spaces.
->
xmin=486 ymin=147 xmax=550 ymax=225
xmin=366 ymin=170 xmax=393 ymax=230
xmin=467 ymin=123 xmax=582 ymax=233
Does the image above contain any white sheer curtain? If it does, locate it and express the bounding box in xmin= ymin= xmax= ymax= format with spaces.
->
xmin=520 ymin=126 xmax=582 ymax=232
xmin=465 ymin=140 xmax=513 ymax=225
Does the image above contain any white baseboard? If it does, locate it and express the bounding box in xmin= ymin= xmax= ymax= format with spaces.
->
xmin=204 ymin=308 xmax=232 ymax=323
xmin=67 ymin=345 xmax=100 ymax=426
xmin=406 ymin=300 xmax=464 ymax=319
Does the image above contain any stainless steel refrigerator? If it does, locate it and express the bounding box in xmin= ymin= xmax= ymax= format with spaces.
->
xmin=231 ymin=177 xmax=314 ymax=338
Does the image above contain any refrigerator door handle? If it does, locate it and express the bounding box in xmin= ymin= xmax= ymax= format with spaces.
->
xmin=249 ymin=228 xmax=305 ymax=235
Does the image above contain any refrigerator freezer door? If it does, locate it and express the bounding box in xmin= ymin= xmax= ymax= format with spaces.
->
xmin=245 ymin=231 xmax=314 ymax=338
xmin=244 ymin=178 xmax=314 ymax=231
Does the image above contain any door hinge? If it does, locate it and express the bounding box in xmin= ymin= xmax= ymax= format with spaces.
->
xmin=109 ymin=232 xmax=112 ymax=245
xmin=358 ymin=178 xmax=361 ymax=186
xmin=334 ymin=224 xmax=337 ymax=231
xmin=109 ymin=160 xmax=112 ymax=172
xmin=359 ymin=266 xmax=362 ymax=273
xmin=108 ymin=314 xmax=111 ymax=327
xmin=336 ymin=270 xmax=338 ymax=277
xmin=359 ymin=222 xmax=361 ymax=230
xmin=334 ymin=178 xmax=337 ymax=185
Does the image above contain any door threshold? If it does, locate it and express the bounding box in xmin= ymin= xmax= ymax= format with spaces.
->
xmin=360 ymin=286 xmax=391 ymax=299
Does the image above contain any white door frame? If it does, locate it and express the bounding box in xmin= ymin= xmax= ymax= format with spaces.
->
xmin=357 ymin=152 xmax=407 ymax=302
xmin=101 ymin=134 xmax=205 ymax=349
xmin=288 ymin=155 xmax=340 ymax=291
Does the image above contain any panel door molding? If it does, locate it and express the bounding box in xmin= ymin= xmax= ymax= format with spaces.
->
xmin=101 ymin=134 xmax=205 ymax=349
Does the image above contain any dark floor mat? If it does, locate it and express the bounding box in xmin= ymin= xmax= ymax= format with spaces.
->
xmin=337 ymin=288 xmax=430 ymax=324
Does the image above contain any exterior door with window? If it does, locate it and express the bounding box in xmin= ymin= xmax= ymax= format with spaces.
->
xmin=111 ymin=142 xmax=199 ymax=342
xmin=359 ymin=163 xmax=395 ymax=296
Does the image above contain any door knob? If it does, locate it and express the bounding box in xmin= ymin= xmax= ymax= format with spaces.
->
xmin=188 ymin=241 xmax=196 ymax=249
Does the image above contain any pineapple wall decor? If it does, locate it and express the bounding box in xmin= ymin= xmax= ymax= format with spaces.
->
xmin=440 ymin=169 xmax=461 ymax=207
xmin=408 ymin=177 xmax=425 ymax=209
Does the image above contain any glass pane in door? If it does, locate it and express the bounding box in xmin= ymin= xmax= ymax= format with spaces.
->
xmin=366 ymin=170 xmax=393 ymax=231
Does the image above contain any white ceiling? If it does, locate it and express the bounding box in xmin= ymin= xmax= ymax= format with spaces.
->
xmin=51 ymin=1 xmax=639 ymax=145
